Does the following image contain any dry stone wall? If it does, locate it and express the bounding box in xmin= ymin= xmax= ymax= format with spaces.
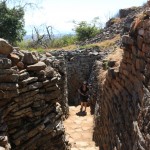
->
xmin=45 ymin=53 xmax=69 ymax=118
xmin=93 ymin=10 xmax=150 ymax=150
xmin=0 ymin=39 xmax=69 ymax=150
xmin=50 ymin=49 xmax=102 ymax=105
xmin=66 ymin=49 xmax=102 ymax=105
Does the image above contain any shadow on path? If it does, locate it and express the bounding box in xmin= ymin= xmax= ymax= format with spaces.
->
xmin=76 ymin=111 xmax=87 ymax=116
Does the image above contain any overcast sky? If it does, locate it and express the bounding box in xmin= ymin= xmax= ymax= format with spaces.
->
xmin=24 ymin=0 xmax=147 ymax=35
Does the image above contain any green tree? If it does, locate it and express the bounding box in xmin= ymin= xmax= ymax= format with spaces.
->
xmin=0 ymin=1 xmax=26 ymax=44
xmin=73 ymin=17 xmax=102 ymax=42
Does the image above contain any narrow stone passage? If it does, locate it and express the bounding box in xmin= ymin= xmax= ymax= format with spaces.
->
xmin=64 ymin=106 xmax=98 ymax=150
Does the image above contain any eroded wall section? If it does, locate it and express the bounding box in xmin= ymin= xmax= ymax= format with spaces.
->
xmin=93 ymin=11 xmax=150 ymax=150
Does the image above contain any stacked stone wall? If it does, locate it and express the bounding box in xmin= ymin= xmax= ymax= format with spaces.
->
xmin=0 ymin=40 xmax=69 ymax=150
xmin=50 ymin=49 xmax=104 ymax=106
xmin=93 ymin=11 xmax=150 ymax=150
xmin=66 ymin=50 xmax=102 ymax=105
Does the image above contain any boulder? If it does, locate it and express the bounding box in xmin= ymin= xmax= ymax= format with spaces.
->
xmin=0 ymin=38 xmax=13 ymax=55
xmin=27 ymin=62 xmax=46 ymax=71
xmin=119 ymin=7 xmax=137 ymax=18
xmin=45 ymin=66 xmax=56 ymax=78
xmin=22 ymin=52 xmax=38 ymax=65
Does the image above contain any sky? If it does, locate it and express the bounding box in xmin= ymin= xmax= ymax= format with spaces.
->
xmin=24 ymin=0 xmax=147 ymax=35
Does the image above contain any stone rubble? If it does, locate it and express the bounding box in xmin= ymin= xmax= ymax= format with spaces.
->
xmin=79 ymin=5 xmax=147 ymax=46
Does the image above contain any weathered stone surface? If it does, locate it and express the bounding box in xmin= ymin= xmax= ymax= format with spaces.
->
xmin=119 ymin=7 xmax=137 ymax=18
xmin=0 ymin=69 xmax=17 ymax=75
xmin=19 ymin=82 xmax=43 ymax=93
xmin=0 ymin=90 xmax=19 ymax=99
xmin=0 ymin=74 xmax=19 ymax=83
xmin=27 ymin=62 xmax=46 ymax=71
xmin=144 ymin=30 xmax=150 ymax=44
xmin=19 ymin=71 xmax=29 ymax=81
xmin=45 ymin=66 xmax=55 ymax=78
xmin=137 ymin=35 xmax=143 ymax=50
xmin=122 ymin=35 xmax=133 ymax=45
xmin=0 ymin=136 xmax=11 ymax=150
xmin=8 ymin=53 xmax=20 ymax=65
xmin=17 ymin=61 xmax=24 ymax=69
xmin=22 ymin=52 xmax=38 ymax=65
xmin=21 ymin=77 xmax=38 ymax=86
xmin=0 ymin=58 xmax=11 ymax=69
xmin=0 ymin=83 xmax=18 ymax=90
xmin=0 ymin=38 xmax=13 ymax=55
xmin=145 ymin=9 xmax=150 ymax=16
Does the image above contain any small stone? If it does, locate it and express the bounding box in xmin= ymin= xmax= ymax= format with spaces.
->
xmin=19 ymin=72 xmax=29 ymax=81
xmin=0 ymin=58 xmax=12 ymax=69
xmin=138 ymin=29 xmax=144 ymax=36
xmin=145 ymin=9 xmax=150 ymax=16
xmin=27 ymin=62 xmax=46 ymax=71
xmin=122 ymin=35 xmax=133 ymax=45
xmin=46 ymin=52 xmax=52 ymax=57
xmin=8 ymin=53 xmax=20 ymax=65
xmin=21 ymin=77 xmax=38 ymax=86
xmin=17 ymin=61 xmax=24 ymax=69
xmin=45 ymin=66 xmax=56 ymax=78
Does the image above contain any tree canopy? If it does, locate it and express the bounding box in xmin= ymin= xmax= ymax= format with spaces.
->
xmin=0 ymin=1 xmax=26 ymax=44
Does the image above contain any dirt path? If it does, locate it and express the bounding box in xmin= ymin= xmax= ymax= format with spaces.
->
xmin=64 ymin=106 xmax=98 ymax=150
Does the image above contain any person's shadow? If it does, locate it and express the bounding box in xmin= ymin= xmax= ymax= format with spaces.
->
xmin=76 ymin=111 xmax=87 ymax=116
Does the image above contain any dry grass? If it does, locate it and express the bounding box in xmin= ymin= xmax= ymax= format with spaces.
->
xmin=106 ymin=47 xmax=123 ymax=68
xmin=46 ymin=34 xmax=120 ymax=51
xmin=98 ymin=47 xmax=123 ymax=85
xmin=110 ymin=18 xmax=121 ymax=24
xmin=45 ymin=44 xmax=77 ymax=51
xmin=82 ymin=34 xmax=120 ymax=50
xmin=62 ymin=44 xmax=77 ymax=50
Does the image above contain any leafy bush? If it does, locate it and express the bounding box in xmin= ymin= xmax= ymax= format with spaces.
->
xmin=17 ymin=34 xmax=77 ymax=50
xmin=74 ymin=17 xmax=102 ymax=42
xmin=50 ymin=35 xmax=76 ymax=48
xmin=0 ymin=2 xmax=26 ymax=45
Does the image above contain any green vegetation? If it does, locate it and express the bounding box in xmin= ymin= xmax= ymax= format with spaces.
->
xmin=0 ymin=1 xmax=103 ymax=50
xmin=0 ymin=1 xmax=26 ymax=45
xmin=73 ymin=17 xmax=102 ymax=42
xmin=102 ymin=60 xmax=109 ymax=70
xmin=17 ymin=34 xmax=77 ymax=51
xmin=48 ymin=35 xmax=77 ymax=48
xmin=80 ymin=34 xmax=120 ymax=50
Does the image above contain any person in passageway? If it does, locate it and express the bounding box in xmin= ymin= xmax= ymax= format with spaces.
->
xmin=78 ymin=81 xmax=89 ymax=113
